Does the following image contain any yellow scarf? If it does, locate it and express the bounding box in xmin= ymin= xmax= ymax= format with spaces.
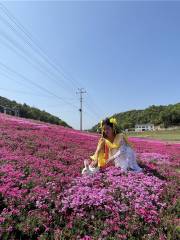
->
xmin=90 ymin=133 xmax=132 ymax=167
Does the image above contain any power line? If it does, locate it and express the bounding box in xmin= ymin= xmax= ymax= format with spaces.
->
xmin=0 ymin=31 xmax=77 ymax=95
xmin=0 ymin=16 xmax=76 ymax=95
xmin=0 ymin=61 xmax=79 ymax=109
xmin=0 ymin=33 xmax=103 ymax=121
xmin=0 ymin=87 xmax=52 ymax=98
xmin=0 ymin=68 xmax=101 ymax=128
xmin=0 ymin=3 xmax=105 ymax=117
xmin=86 ymin=93 xmax=106 ymax=116
xmin=84 ymin=101 xmax=102 ymax=119
xmin=0 ymin=87 xmax=69 ymax=99
xmin=0 ymin=3 xmax=106 ymax=126
xmin=0 ymin=3 xmax=81 ymax=91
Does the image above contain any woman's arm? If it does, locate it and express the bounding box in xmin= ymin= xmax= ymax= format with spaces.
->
xmin=90 ymin=137 xmax=105 ymax=166
xmin=90 ymin=158 xmax=98 ymax=167
xmin=106 ymin=149 xmax=121 ymax=164
xmin=106 ymin=155 xmax=115 ymax=164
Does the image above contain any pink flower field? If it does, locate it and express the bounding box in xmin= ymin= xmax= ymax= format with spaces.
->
xmin=0 ymin=114 xmax=179 ymax=240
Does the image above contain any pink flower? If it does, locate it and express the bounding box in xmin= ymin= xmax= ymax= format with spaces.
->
xmin=0 ymin=113 xmax=179 ymax=239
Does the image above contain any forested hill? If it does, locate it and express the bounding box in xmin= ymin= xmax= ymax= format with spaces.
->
xmin=0 ymin=96 xmax=71 ymax=128
xmin=90 ymin=103 xmax=180 ymax=132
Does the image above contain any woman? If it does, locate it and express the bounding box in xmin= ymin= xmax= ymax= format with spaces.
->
xmin=89 ymin=117 xmax=142 ymax=172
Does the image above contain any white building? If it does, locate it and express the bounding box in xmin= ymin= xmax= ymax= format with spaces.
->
xmin=135 ymin=123 xmax=155 ymax=132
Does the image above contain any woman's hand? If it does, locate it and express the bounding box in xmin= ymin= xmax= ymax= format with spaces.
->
xmin=90 ymin=159 xmax=98 ymax=167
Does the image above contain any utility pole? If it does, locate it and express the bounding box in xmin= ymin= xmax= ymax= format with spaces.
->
xmin=76 ymin=88 xmax=87 ymax=131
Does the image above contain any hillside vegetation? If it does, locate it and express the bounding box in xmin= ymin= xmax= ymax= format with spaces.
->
xmin=90 ymin=103 xmax=180 ymax=132
xmin=0 ymin=96 xmax=71 ymax=127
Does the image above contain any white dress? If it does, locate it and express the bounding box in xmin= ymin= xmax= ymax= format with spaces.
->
xmin=113 ymin=145 xmax=142 ymax=172
xmin=110 ymin=136 xmax=142 ymax=172
xmin=82 ymin=134 xmax=142 ymax=175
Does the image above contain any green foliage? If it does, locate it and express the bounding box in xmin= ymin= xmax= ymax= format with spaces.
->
xmin=0 ymin=96 xmax=71 ymax=128
xmin=90 ymin=103 xmax=180 ymax=131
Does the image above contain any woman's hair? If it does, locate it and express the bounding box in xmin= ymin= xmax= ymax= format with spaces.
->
xmin=101 ymin=117 xmax=120 ymax=137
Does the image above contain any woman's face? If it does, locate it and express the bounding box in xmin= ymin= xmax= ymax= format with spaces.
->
xmin=103 ymin=124 xmax=114 ymax=139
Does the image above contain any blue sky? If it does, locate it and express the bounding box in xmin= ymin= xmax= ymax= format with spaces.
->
xmin=0 ymin=1 xmax=179 ymax=129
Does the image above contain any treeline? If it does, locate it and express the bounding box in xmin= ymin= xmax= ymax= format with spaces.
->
xmin=90 ymin=103 xmax=180 ymax=132
xmin=0 ymin=96 xmax=71 ymax=128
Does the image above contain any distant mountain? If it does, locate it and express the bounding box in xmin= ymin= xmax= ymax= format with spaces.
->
xmin=0 ymin=96 xmax=71 ymax=128
xmin=90 ymin=103 xmax=180 ymax=132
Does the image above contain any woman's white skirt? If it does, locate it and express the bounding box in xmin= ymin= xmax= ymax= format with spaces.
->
xmin=114 ymin=145 xmax=142 ymax=172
